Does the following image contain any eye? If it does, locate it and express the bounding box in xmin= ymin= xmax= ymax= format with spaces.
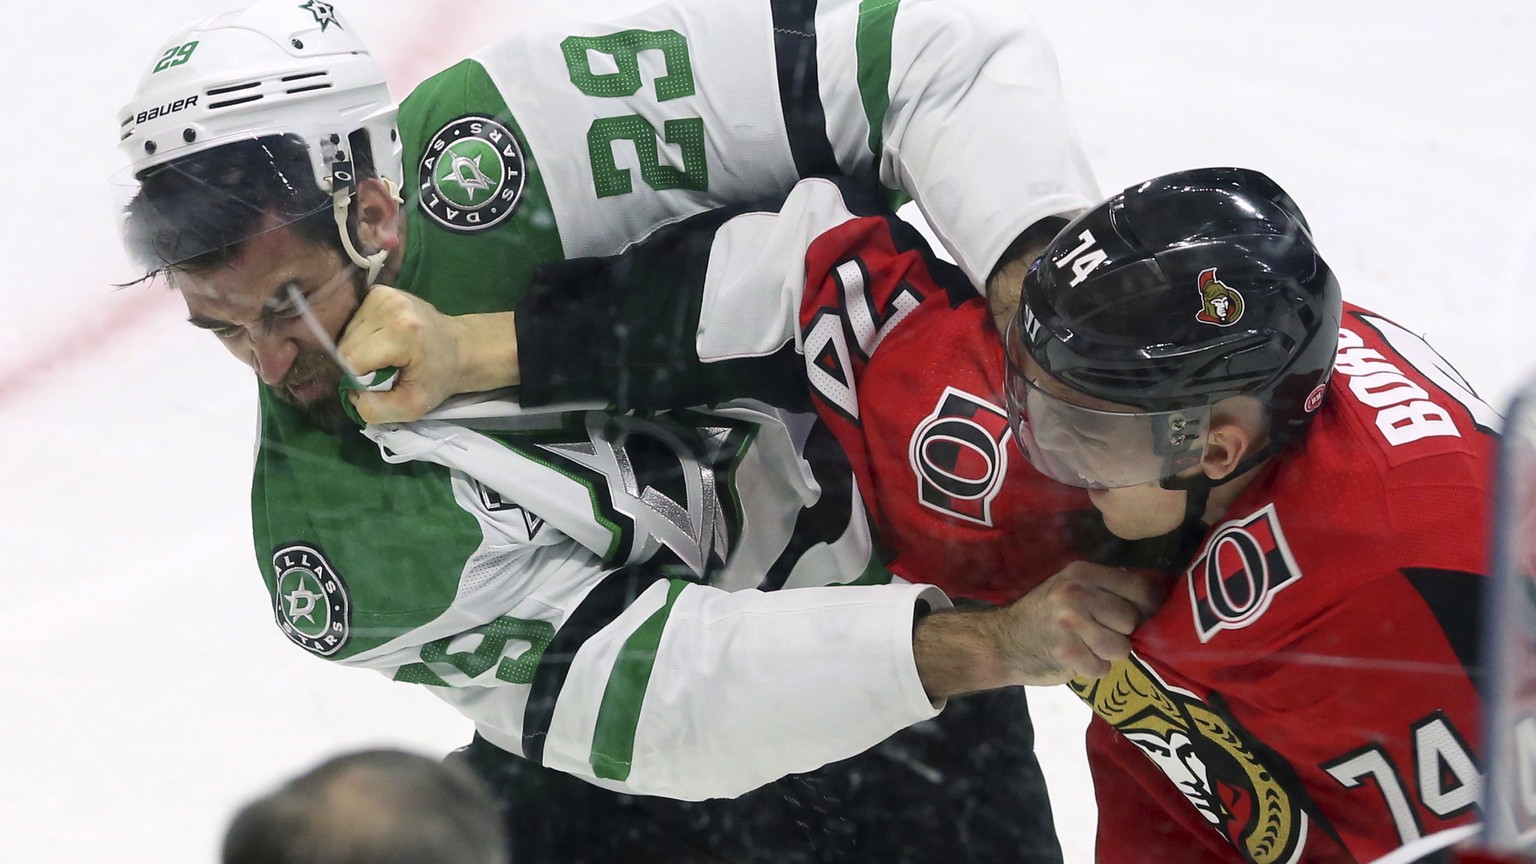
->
xmin=211 ymin=324 xmax=244 ymax=339
xmin=264 ymin=297 xmax=304 ymax=320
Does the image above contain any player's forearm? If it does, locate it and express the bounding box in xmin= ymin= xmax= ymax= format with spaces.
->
xmin=515 ymin=181 xmax=863 ymax=411
xmin=985 ymin=212 xmax=1078 ymax=330
xmin=452 ymin=311 xmax=519 ymax=392
xmin=913 ymin=606 xmax=1021 ymax=699
xmin=872 ymin=0 xmax=1096 ymax=286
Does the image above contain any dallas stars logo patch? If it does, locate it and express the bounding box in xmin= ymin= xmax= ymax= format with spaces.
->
xmin=299 ymin=1 xmax=341 ymax=32
xmin=271 ymin=543 xmax=351 ymax=656
xmin=418 ymin=115 xmax=526 ymax=233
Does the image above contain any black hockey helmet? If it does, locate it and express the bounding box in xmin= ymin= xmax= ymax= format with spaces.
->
xmin=1003 ymin=167 xmax=1342 ymax=489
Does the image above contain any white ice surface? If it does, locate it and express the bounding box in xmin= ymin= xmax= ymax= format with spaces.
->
xmin=1 ymin=1 xmax=1532 ymax=861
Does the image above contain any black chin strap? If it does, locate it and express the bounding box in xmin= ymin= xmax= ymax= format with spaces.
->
xmin=1155 ymin=438 xmax=1285 ymax=565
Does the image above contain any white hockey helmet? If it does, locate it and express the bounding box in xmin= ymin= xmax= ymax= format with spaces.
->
xmin=115 ymin=0 xmax=401 ymax=279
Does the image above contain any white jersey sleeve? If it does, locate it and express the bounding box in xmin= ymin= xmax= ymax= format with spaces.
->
xmin=465 ymin=0 xmax=1096 ymax=285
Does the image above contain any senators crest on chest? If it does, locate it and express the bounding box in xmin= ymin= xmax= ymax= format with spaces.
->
xmin=1072 ymin=654 xmax=1309 ymax=864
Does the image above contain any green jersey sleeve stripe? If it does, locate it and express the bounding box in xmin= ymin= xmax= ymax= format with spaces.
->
xmin=590 ymin=579 xmax=690 ymax=781
xmin=854 ymin=0 xmax=900 ymax=161
xmin=521 ymin=566 xmax=668 ymax=763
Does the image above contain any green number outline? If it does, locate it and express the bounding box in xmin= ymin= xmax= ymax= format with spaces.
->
xmin=394 ymin=615 xmax=555 ymax=686
xmin=587 ymin=116 xmax=708 ymax=198
xmin=561 ymin=30 xmax=694 ymax=101
xmin=561 ymin=29 xmax=708 ymax=198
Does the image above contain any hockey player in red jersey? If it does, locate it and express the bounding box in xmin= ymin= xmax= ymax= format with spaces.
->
xmin=1003 ymin=168 xmax=1494 ymax=864
xmin=362 ymin=168 xmax=1496 ymax=863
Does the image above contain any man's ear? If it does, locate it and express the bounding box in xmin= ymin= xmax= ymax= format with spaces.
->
xmin=1200 ymin=419 xmax=1256 ymax=482
xmin=354 ymin=178 xmax=402 ymax=253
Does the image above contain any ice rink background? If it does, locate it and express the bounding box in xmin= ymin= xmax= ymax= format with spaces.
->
xmin=2 ymin=1 xmax=1533 ymax=860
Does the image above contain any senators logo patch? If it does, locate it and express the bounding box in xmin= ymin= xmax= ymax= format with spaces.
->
xmin=1073 ymin=655 xmax=1307 ymax=864
xmin=1188 ymin=504 xmax=1302 ymax=643
xmin=908 ymin=387 xmax=1011 ymax=526
xmin=1195 ymin=267 xmax=1245 ymax=327
xmin=271 ymin=543 xmax=351 ymax=656
xmin=418 ymin=115 xmax=526 ymax=233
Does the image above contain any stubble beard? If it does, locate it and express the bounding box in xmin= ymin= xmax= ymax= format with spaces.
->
xmin=274 ymin=352 xmax=355 ymax=435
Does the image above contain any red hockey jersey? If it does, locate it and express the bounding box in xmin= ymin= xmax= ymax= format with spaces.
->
xmin=794 ymin=217 xmax=1494 ymax=863
xmin=518 ymin=183 xmax=1495 ymax=863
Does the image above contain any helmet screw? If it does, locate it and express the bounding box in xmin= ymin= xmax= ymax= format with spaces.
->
xmin=144 ymin=140 xmax=157 ymax=155
xmin=182 ymin=128 xmax=197 ymax=143
xmin=330 ymin=133 xmax=341 ymax=145
xmin=291 ymin=38 xmax=304 ymax=50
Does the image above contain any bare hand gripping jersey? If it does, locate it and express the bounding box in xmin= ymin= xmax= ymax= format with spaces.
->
xmin=517 ymin=178 xmax=1496 ymax=862
xmin=251 ymin=0 xmax=1095 ymax=802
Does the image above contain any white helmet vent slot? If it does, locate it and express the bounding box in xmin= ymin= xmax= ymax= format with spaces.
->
xmin=204 ymin=72 xmax=335 ymax=112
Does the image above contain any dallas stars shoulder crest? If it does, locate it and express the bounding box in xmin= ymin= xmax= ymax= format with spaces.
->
xmin=271 ymin=543 xmax=351 ymax=656
xmin=418 ymin=114 xmax=527 ymax=233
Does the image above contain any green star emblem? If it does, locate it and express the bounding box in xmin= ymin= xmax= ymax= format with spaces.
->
xmin=299 ymin=1 xmax=341 ymax=32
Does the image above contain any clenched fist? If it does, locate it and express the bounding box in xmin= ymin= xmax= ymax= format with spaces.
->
xmin=337 ymin=285 xmax=520 ymax=424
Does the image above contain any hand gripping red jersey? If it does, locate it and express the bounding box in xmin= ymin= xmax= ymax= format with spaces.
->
xmin=514 ymin=180 xmax=1495 ymax=863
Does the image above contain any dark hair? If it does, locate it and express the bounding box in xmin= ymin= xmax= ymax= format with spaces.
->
xmin=122 ymin=131 xmax=376 ymax=281
xmin=222 ymin=748 xmax=509 ymax=864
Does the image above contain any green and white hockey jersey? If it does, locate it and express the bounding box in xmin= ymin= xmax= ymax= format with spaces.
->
xmin=393 ymin=0 xmax=1096 ymax=299
xmin=252 ymin=0 xmax=1093 ymax=800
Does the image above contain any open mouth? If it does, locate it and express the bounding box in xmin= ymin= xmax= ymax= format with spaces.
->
xmin=284 ymin=374 xmax=332 ymax=406
xmin=278 ymin=353 xmax=343 ymax=407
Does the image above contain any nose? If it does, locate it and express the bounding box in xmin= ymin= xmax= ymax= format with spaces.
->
xmin=249 ymin=330 xmax=299 ymax=385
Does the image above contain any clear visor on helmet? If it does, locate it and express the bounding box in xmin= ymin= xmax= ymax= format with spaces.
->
xmin=1003 ymin=316 xmax=1210 ymax=489
xmin=112 ymin=128 xmax=347 ymax=280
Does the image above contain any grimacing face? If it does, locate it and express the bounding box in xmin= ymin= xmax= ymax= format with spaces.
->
xmin=174 ymin=219 xmax=363 ymax=433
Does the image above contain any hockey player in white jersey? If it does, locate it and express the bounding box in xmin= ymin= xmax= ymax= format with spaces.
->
xmin=113 ymin=1 xmax=1143 ymax=860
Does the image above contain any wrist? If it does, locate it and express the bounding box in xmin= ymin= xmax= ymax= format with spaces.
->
xmin=913 ymin=607 xmax=1015 ymax=700
xmin=455 ymin=312 xmax=520 ymax=393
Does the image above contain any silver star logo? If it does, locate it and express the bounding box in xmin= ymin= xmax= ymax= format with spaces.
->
xmin=284 ymin=582 xmax=322 ymax=623
xmin=299 ymin=1 xmax=341 ymax=32
xmin=444 ymin=151 xmax=493 ymax=201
